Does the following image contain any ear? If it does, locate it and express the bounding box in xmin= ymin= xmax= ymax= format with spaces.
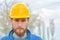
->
xmin=27 ymin=19 xmax=29 ymax=24
xmin=9 ymin=18 xmax=13 ymax=24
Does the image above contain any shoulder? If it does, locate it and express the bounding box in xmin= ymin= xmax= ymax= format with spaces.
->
xmin=30 ymin=34 xmax=42 ymax=40
xmin=0 ymin=35 xmax=8 ymax=40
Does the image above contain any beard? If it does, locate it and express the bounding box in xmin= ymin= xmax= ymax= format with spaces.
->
xmin=13 ymin=27 xmax=27 ymax=37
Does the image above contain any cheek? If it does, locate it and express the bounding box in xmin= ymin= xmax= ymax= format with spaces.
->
xmin=12 ymin=25 xmax=17 ymax=30
xmin=12 ymin=21 xmax=18 ymax=26
xmin=22 ymin=22 xmax=28 ymax=27
xmin=12 ymin=23 xmax=18 ymax=29
xmin=23 ymin=23 xmax=28 ymax=29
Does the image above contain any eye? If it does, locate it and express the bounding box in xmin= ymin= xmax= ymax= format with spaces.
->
xmin=21 ymin=19 xmax=26 ymax=22
xmin=15 ymin=19 xmax=19 ymax=22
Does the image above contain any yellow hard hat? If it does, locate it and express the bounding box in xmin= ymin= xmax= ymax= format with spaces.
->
xmin=9 ymin=3 xmax=30 ymax=18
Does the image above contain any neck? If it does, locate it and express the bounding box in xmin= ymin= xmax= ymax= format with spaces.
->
xmin=13 ymin=32 xmax=27 ymax=38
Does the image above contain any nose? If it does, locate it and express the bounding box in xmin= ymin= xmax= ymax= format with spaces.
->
xmin=18 ymin=22 xmax=22 ymax=27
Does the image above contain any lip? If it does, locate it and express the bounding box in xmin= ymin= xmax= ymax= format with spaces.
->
xmin=17 ymin=28 xmax=23 ymax=30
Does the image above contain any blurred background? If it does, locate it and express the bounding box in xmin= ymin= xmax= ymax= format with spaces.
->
xmin=0 ymin=0 xmax=60 ymax=40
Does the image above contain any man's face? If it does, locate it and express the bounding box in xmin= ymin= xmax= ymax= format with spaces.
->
xmin=11 ymin=18 xmax=29 ymax=37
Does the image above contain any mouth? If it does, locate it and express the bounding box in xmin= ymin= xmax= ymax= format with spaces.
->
xmin=17 ymin=28 xmax=23 ymax=31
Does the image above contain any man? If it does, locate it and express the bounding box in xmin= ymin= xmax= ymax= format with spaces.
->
xmin=1 ymin=3 xmax=42 ymax=40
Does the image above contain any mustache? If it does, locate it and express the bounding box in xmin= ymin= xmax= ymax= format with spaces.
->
xmin=17 ymin=27 xmax=24 ymax=30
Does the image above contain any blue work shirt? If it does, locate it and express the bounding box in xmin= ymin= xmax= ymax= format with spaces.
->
xmin=1 ymin=29 xmax=42 ymax=40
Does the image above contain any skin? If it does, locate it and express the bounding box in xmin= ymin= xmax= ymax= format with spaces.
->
xmin=10 ymin=18 xmax=29 ymax=38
